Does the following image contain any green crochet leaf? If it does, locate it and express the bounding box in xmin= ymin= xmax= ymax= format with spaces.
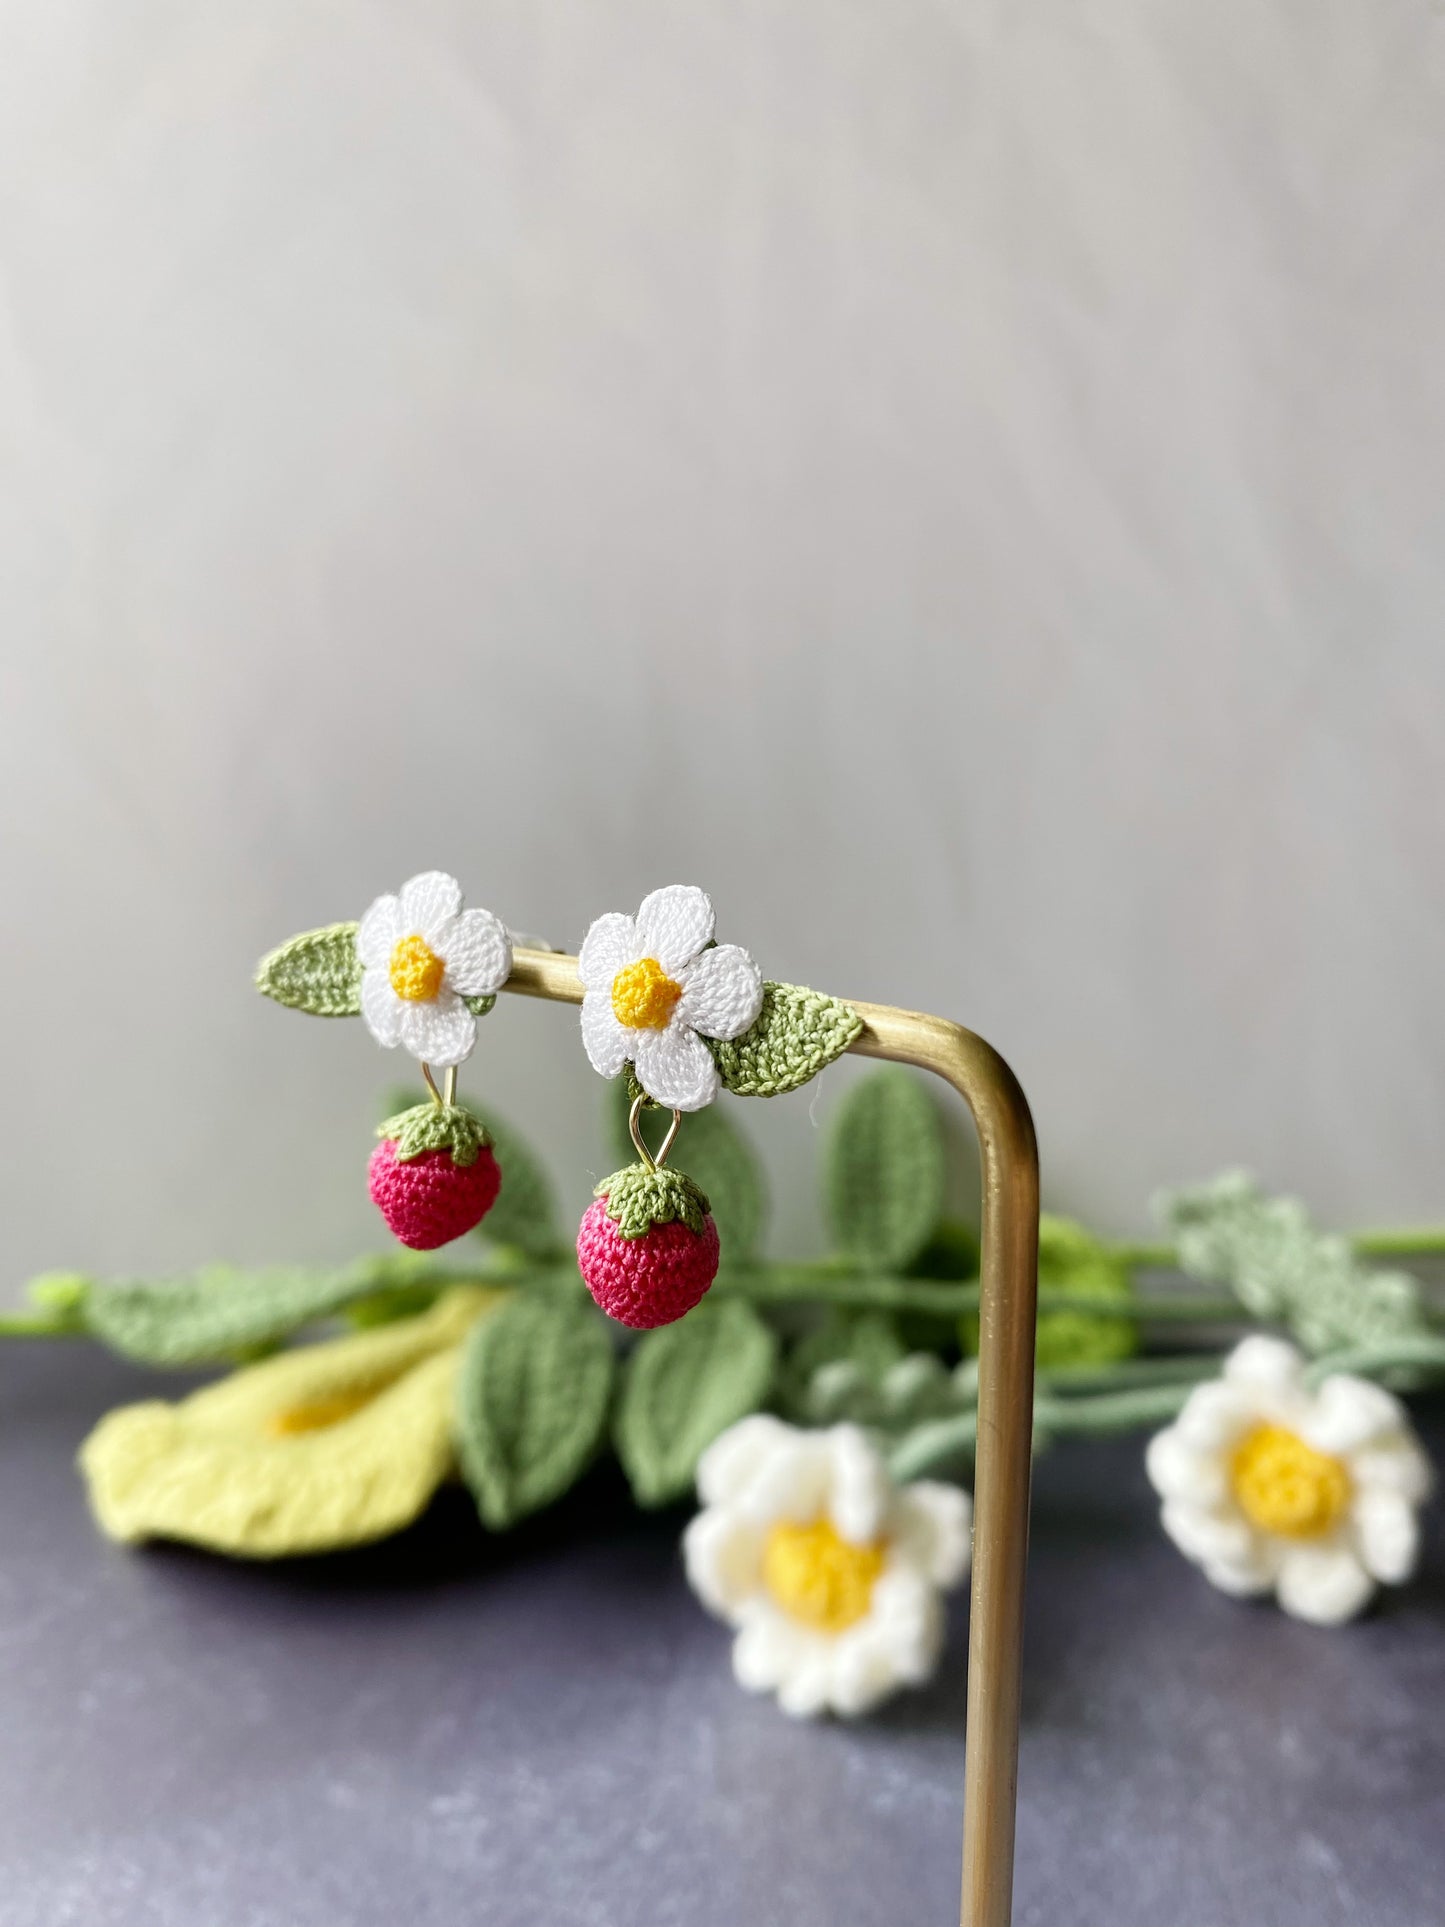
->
xmin=469 ymin=1109 xmax=560 ymax=1258
xmin=384 ymin=1089 xmax=558 ymax=1257
xmin=959 ymin=1214 xmax=1136 ymax=1369
xmin=455 ymin=1292 xmax=614 ymax=1529
xmin=606 ymin=1081 xmax=766 ymax=1262
xmin=597 ymin=1164 xmax=711 ymax=1239
xmin=825 ymin=1067 xmax=946 ymax=1271
xmin=1158 ymin=1171 xmax=1425 ymax=1355
xmin=706 ymin=982 xmax=862 ymax=1098
xmin=614 ymin=1299 xmax=778 ymax=1507
xmin=83 ymin=1262 xmax=384 ymax=1365
xmin=255 ymin=923 xmax=363 ymax=1016
xmin=378 ymin=1102 xmax=490 ymax=1166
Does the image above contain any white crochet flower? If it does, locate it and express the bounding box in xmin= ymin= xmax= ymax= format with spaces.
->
xmin=1146 ymin=1336 xmax=1432 ymax=1626
xmin=577 ymin=885 xmax=763 ymax=1111
xmin=683 ymin=1416 xmax=971 ymax=1717
xmin=355 ymin=871 xmax=511 ymax=1069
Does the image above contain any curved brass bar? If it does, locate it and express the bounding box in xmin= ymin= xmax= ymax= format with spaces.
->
xmin=502 ymin=952 xmax=1040 ymax=1927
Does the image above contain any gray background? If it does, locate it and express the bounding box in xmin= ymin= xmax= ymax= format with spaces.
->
xmin=2 ymin=0 xmax=1444 ymax=1284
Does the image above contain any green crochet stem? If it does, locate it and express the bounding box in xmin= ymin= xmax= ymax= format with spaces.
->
xmin=1114 ymin=1229 xmax=1445 ymax=1270
xmin=711 ymin=1267 xmax=1244 ymax=1323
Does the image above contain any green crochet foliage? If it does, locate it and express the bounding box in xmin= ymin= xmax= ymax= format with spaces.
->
xmin=377 ymin=1102 xmax=490 ymax=1166
xmin=255 ymin=923 xmax=363 ymax=1015
xmin=83 ymin=1262 xmax=387 ymax=1365
xmin=826 ymin=1068 xmax=947 ymax=1271
xmin=705 ymin=981 xmax=862 ymax=1097
xmin=959 ymin=1215 xmax=1137 ymax=1369
xmin=1159 ymin=1171 xmax=1426 ymax=1355
xmin=614 ymin=1299 xmax=778 ymax=1506
xmin=597 ymin=1165 xmax=712 ymax=1239
xmin=607 ymin=1079 xmax=766 ymax=1263
xmin=455 ymin=1291 xmax=614 ymax=1530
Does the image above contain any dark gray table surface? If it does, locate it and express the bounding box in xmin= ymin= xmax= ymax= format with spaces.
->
xmin=1 ymin=1340 xmax=1441 ymax=1927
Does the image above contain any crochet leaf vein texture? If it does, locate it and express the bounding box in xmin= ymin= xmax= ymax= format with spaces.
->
xmin=84 ymin=1262 xmax=392 ymax=1366
xmin=614 ymin=1298 xmax=778 ymax=1507
xmin=255 ymin=923 xmax=363 ymax=1015
xmin=705 ymin=982 xmax=862 ymax=1098
xmin=455 ymin=1291 xmax=615 ymax=1530
xmin=825 ymin=1067 xmax=947 ymax=1272
xmin=1158 ymin=1171 xmax=1426 ymax=1355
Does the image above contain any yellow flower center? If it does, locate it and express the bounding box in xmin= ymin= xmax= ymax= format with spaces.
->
xmin=611 ymin=956 xmax=683 ymax=1031
xmin=1230 ymin=1423 xmax=1351 ymax=1539
xmin=761 ymin=1518 xmax=887 ymax=1633
xmin=267 ymin=1388 xmax=378 ymax=1436
xmin=389 ymin=934 xmax=446 ymax=1003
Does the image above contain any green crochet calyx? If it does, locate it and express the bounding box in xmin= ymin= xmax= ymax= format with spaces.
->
xmin=378 ymin=1102 xmax=492 ymax=1167
xmin=597 ymin=1164 xmax=712 ymax=1239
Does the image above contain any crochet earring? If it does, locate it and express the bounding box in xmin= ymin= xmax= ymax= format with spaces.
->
xmin=574 ymin=885 xmax=764 ymax=1327
xmin=356 ymin=870 xmax=514 ymax=1249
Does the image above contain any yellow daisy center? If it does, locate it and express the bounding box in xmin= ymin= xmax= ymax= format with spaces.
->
xmin=389 ymin=934 xmax=446 ymax=1003
xmin=1230 ymin=1423 xmax=1351 ymax=1539
xmin=611 ymin=956 xmax=683 ymax=1031
xmin=762 ymin=1518 xmax=887 ymax=1633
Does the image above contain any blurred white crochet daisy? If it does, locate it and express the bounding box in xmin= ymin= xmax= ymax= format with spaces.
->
xmin=683 ymin=1416 xmax=971 ymax=1717
xmin=356 ymin=871 xmax=511 ymax=1068
xmin=578 ymin=885 xmax=763 ymax=1111
xmin=1146 ymin=1336 xmax=1432 ymax=1626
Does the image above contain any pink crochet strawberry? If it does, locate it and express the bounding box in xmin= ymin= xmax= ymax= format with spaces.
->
xmin=577 ymin=1164 xmax=719 ymax=1328
xmin=369 ymin=1103 xmax=501 ymax=1250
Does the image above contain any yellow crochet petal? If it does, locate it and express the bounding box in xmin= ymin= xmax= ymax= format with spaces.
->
xmin=79 ymin=1285 xmax=503 ymax=1558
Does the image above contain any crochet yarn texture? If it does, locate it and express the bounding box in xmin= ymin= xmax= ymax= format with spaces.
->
xmin=577 ymin=1195 xmax=720 ymax=1329
xmin=369 ymin=1141 xmax=502 ymax=1249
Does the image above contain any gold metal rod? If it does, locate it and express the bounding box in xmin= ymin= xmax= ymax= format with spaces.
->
xmin=501 ymin=950 xmax=1039 ymax=1927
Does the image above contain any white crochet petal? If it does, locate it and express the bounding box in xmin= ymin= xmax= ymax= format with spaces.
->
xmin=695 ymin=1414 xmax=796 ymax=1507
xmin=580 ymin=991 xmax=630 ymax=1079
xmin=399 ymin=989 xmax=476 ymax=1068
xmin=731 ymin=1606 xmax=813 ymax=1696
xmin=356 ymin=893 xmax=401 ymax=968
xmin=1145 ymin=1427 xmax=1230 ymax=1507
xmin=829 ymin=1579 xmax=943 ymax=1715
xmin=732 ymin=1430 xmax=832 ymax=1528
xmin=678 ymin=944 xmax=764 ymax=1041
xmin=891 ymin=1483 xmax=972 ymax=1588
xmin=774 ymin=1645 xmax=836 ymax=1719
xmin=1349 ymin=1437 xmax=1434 ymax=1505
xmin=682 ymin=1510 xmax=765 ymax=1621
xmin=1302 ymin=1374 xmax=1411 ymax=1456
xmin=634 ymin=885 xmax=715 ymax=973
xmin=632 ymin=1022 xmax=719 ymax=1112
xmin=1352 ymin=1488 xmax=1421 ymax=1585
xmin=360 ymin=967 xmax=403 ymax=1048
xmin=1224 ymin=1335 xmax=1306 ymax=1394
xmin=433 ymin=907 xmax=512 ymax=997
xmin=1173 ymin=1381 xmax=1266 ymax=1453
xmin=578 ymin=913 xmax=639 ymax=991
xmin=1160 ymin=1499 xmax=1258 ymax=1570
xmin=822 ymin=1426 xmax=892 ymax=1542
xmin=1201 ymin=1554 xmax=1276 ymax=1598
xmin=1274 ymin=1540 xmax=1375 ymax=1625
xmin=398 ymin=871 xmax=462 ymax=942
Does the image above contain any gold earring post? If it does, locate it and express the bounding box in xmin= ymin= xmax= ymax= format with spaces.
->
xmin=500 ymin=949 xmax=1040 ymax=1927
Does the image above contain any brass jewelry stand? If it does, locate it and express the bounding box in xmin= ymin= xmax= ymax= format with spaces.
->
xmin=503 ymin=950 xmax=1040 ymax=1927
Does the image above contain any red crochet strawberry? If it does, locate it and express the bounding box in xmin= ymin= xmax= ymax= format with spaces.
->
xmin=577 ymin=1164 xmax=719 ymax=1329
xmin=369 ymin=1103 xmax=501 ymax=1250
